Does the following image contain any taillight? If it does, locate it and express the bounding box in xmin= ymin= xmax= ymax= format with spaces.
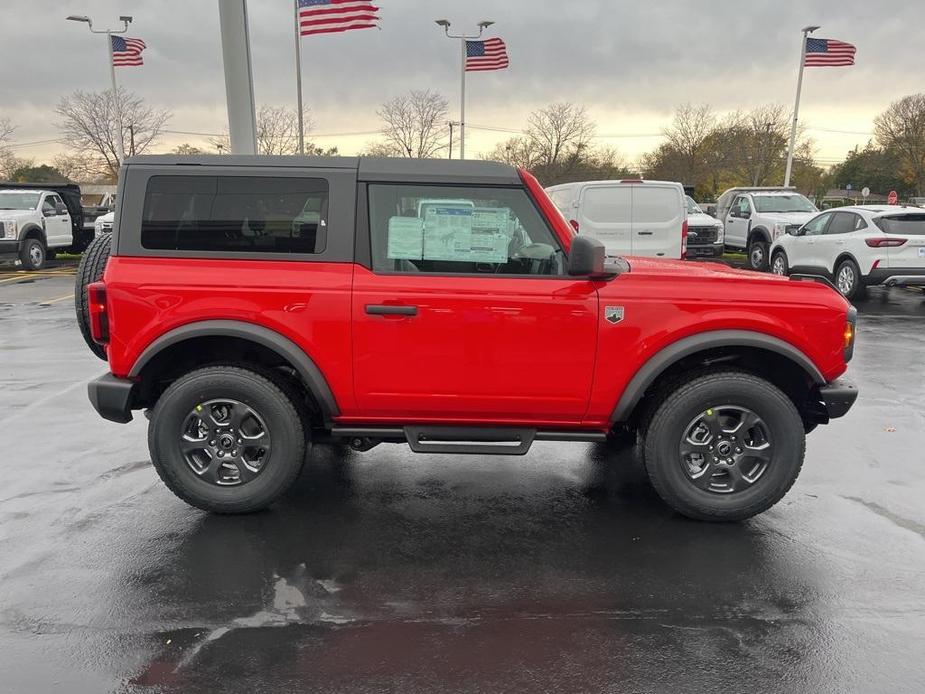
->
xmin=681 ymin=219 xmax=688 ymax=259
xmin=87 ymin=282 xmax=109 ymax=345
xmin=866 ymin=237 xmax=907 ymax=248
xmin=569 ymin=219 xmax=580 ymax=233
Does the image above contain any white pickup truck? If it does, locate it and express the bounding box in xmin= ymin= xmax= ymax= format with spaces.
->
xmin=0 ymin=185 xmax=84 ymax=270
xmin=716 ymin=187 xmax=819 ymax=271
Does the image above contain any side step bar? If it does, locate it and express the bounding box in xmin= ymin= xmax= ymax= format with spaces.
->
xmin=330 ymin=426 xmax=607 ymax=455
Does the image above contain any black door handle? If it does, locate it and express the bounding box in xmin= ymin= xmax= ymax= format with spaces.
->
xmin=365 ymin=304 xmax=418 ymax=316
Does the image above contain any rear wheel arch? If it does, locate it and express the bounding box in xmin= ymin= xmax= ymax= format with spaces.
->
xmin=130 ymin=320 xmax=340 ymax=423
xmin=611 ymin=330 xmax=825 ymax=426
xmin=833 ymin=251 xmax=863 ymax=276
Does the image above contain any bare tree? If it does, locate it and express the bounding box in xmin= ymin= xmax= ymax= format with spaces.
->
xmin=55 ymin=87 xmax=170 ymax=180
xmin=377 ymin=89 xmax=449 ymax=158
xmin=0 ymin=117 xmax=22 ymax=180
xmin=0 ymin=117 xmax=13 ymax=146
xmin=209 ymin=106 xmax=320 ymax=155
xmin=525 ymin=102 xmax=596 ymax=170
xmin=663 ymin=104 xmax=717 ymax=186
xmin=874 ymin=94 xmax=925 ymax=195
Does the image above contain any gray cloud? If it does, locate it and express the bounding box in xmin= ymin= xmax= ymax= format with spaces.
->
xmin=1 ymin=0 xmax=922 ymax=162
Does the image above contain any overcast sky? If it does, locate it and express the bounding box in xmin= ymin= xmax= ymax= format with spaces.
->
xmin=1 ymin=0 xmax=923 ymax=167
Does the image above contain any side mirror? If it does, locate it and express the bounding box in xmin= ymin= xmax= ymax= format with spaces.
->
xmin=569 ymin=235 xmax=617 ymax=279
xmin=55 ymin=202 xmax=67 ymax=215
xmin=789 ymin=227 xmax=802 ymax=236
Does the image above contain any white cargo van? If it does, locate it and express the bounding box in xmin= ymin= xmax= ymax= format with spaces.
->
xmin=545 ymin=179 xmax=686 ymax=258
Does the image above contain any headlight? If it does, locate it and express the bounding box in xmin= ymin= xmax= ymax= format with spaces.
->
xmin=94 ymin=218 xmax=104 ymax=232
xmin=715 ymin=223 xmax=724 ymax=241
xmin=772 ymin=223 xmax=786 ymax=240
xmin=3 ymin=221 xmax=17 ymax=239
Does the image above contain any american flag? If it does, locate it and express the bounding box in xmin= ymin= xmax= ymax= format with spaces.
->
xmin=111 ymin=36 xmax=146 ymax=67
xmin=804 ymin=38 xmax=856 ymax=67
xmin=298 ymin=0 xmax=380 ymax=37
xmin=465 ymin=38 xmax=509 ymax=72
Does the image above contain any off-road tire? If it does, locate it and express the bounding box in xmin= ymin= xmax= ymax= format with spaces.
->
xmin=643 ymin=371 xmax=805 ymax=522
xmin=19 ymin=237 xmax=46 ymax=271
xmin=74 ymin=232 xmax=111 ymax=360
xmin=148 ymin=365 xmax=306 ymax=514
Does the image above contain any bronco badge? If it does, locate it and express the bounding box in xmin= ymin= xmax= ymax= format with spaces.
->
xmin=604 ymin=306 xmax=624 ymax=324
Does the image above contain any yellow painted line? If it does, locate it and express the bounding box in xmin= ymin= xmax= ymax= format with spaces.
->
xmin=0 ymin=271 xmax=75 ymax=283
xmin=39 ymin=293 xmax=74 ymax=306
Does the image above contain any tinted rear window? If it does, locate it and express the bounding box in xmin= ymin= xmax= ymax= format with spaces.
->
xmin=581 ymin=186 xmax=631 ymax=224
xmin=874 ymin=214 xmax=925 ymax=235
xmin=141 ymin=175 xmax=328 ymax=254
xmin=633 ymin=186 xmax=681 ymax=224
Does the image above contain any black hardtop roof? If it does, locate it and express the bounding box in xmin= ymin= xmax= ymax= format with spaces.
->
xmin=124 ymin=155 xmax=522 ymax=186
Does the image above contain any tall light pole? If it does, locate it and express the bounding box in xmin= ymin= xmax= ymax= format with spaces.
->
xmin=66 ymin=14 xmax=133 ymax=162
xmin=435 ymin=19 xmax=494 ymax=160
xmin=784 ymin=24 xmax=820 ymax=188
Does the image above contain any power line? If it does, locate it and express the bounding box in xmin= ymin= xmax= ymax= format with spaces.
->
xmin=4 ymin=137 xmax=64 ymax=150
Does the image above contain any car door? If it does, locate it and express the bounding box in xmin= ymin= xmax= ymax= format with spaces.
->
xmin=631 ymin=184 xmax=683 ymax=258
xmin=818 ymin=211 xmax=859 ymax=273
xmin=42 ymin=194 xmax=71 ymax=246
xmin=791 ymin=211 xmax=833 ymax=270
xmin=724 ymin=195 xmax=751 ymax=249
xmin=577 ymin=184 xmax=632 ymax=255
xmin=352 ymin=181 xmax=599 ymax=423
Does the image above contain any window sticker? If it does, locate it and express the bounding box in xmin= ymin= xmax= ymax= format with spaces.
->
xmin=387 ymin=216 xmax=424 ymax=259
xmin=422 ymin=205 xmax=475 ymax=261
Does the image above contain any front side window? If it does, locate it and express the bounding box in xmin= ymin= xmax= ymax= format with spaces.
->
xmin=141 ymin=175 xmax=328 ymax=254
xmin=685 ymin=196 xmax=703 ymax=215
xmin=368 ymin=184 xmax=566 ymax=276
xmin=802 ymin=212 xmax=832 ymax=236
xmin=733 ymin=196 xmax=751 ymax=217
xmin=42 ymin=195 xmax=59 ymax=215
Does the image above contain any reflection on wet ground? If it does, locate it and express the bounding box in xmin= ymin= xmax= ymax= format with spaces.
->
xmin=0 ymin=282 xmax=923 ymax=693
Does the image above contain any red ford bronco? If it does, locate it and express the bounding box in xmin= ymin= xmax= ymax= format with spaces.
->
xmin=77 ymin=155 xmax=857 ymax=521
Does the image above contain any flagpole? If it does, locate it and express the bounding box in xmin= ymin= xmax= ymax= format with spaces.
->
xmin=459 ymin=37 xmax=466 ymax=159
xmin=784 ymin=25 xmax=819 ymax=187
xmin=294 ymin=0 xmax=304 ymax=155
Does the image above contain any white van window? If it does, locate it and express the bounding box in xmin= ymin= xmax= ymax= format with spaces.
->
xmin=582 ymin=187 xmax=631 ymax=224
xmin=633 ymin=187 xmax=680 ymax=224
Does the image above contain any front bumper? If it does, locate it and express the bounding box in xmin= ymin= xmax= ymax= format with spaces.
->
xmin=88 ymin=373 xmax=136 ymax=423
xmin=686 ymin=242 xmax=724 ymax=259
xmin=818 ymin=378 xmax=858 ymax=419
xmin=0 ymin=239 xmax=19 ymax=256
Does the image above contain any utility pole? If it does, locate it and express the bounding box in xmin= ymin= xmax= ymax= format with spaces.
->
xmin=784 ymin=25 xmax=820 ymax=187
xmin=448 ymin=121 xmax=455 ymax=159
xmin=66 ymin=13 xmax=133 ymax=162
xmin=435 ymin=19 xmax=495 ymax=159
xmin=293 ymin=0 xmax=304 ymax=154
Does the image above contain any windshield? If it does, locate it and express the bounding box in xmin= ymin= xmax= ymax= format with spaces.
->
xmin=0 ymin=191 xmax=41 ymax=210
xmin=753 ymin=194 xmax=817 ymax=214
xmin=685 ymin=196 xmax=703 ymax=215
xmin=874 ymin=214 xmax=925 ymax=235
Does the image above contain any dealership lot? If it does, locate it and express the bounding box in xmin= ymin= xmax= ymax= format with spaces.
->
xmin=0 ymin=275 xmax=924 ymax=692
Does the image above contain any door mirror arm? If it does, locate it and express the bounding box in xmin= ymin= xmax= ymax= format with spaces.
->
xmin=568 ymin=235 xmax=620 ymax=280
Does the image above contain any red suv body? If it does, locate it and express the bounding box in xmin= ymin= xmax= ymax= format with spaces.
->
xmin=81 ymin=155 xmax=857 ymax=521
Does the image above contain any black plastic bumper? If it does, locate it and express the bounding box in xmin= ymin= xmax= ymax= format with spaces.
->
xmin=88 ymin=373 xmax=136 ymax=423
xmin=819 ymin=378 xmax=858 ymax=419
xmin=0 ymin=239 xmax=18 ymax=256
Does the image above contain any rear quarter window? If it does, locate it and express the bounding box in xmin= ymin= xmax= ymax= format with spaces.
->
xmin=874 ymin=214 xmax=925 ymax=235
xmin=140 ymin=175 xmax=329 ymax=254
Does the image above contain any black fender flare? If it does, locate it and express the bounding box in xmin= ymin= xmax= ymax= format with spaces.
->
xmin=19 ymin=224 xmax=46 ymax=251
xmin=128 ymin=320 xmax=340 ymax=420
xmin=748 ymin=226 xmax=771 ymax=245
xmin=610 ymin=330 xmax=825 ymax=423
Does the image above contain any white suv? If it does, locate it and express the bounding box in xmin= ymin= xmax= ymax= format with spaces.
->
xmin=769 ymin=205 xmax=925 ymax=299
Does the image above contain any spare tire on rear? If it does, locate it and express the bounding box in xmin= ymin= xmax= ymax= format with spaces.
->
xmin=75 ymin=233 xmax=112 ymax=361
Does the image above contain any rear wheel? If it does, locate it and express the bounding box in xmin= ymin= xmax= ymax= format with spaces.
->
xmin=835 ymin=258 xmax=866 ymax=300
xmin=642 ymin=371 xmax=805 ymax=522
xmin=74 ymin=232 xmax=111 ymax=360
xmin=148 ymin=366 xmax=306 ymax=513
xmin=747 ymin=237 xmax=770 ymax=271
xmin=19 ymin=237 xmax=46 ymax=271
xmin=770 ymin=250 xmax=789 ymax=276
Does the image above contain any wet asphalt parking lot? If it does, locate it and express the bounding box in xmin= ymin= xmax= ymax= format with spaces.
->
xmin=0 ymin=265 xmax=924 ymax=693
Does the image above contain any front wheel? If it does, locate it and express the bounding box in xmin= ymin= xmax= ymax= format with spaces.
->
xmin=770 ymin=250 xmax=789 ymax=276
xmin=747 ymin=238 xmax=770 ymax=272
xmin=148 ymin=366 xmax=307 ymax=513
xmin=642 ymin=371 xmax=805 ymax=522
xmin=19 ymin=237 xmax=46 ymax=271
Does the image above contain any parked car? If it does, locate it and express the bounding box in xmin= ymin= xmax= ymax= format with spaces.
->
xmin=94 ymin=210 xmax=115 ymax=235
xmin=685 ymin=196 xmax=724 ymax=259
xmin=545 ymin=179 xmax=687 ymax=259
xmin=770 ymin=205 xmax=925 ymax=299
xmin=79 ymin=155 xmax=857 ymax=522
xmin=717 ymin=187 xmax=819 ymax=271
xmin=0 ymin=183 xmax=89 ymax=269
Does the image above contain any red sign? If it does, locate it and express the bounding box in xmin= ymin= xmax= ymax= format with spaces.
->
xmin=888 ymin=190 xmax=899 ymax=205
